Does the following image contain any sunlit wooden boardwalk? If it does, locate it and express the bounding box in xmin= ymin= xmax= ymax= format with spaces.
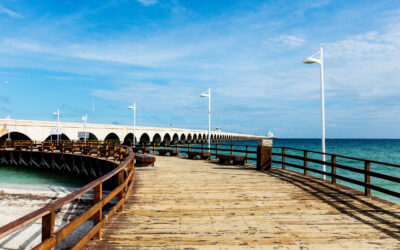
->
xmin=87 ymin=156 xmax=400 ymax=249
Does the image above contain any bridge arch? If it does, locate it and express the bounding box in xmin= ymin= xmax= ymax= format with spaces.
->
xmin=179 ymin=134 xmax=186 ymax=143
xmin=152 ymin=133 xmax=162 ymax=145
xmin=0 ymin=132 xmax=32 ymax=141
xmin=163 ymin=133 xmax=171 ymax=145
xmin=203 ymin=134 xmax=207 ymax=140
xmin=104 ymin=133 xmax=120 ymax=144
xmin=187 ymin=134 xmax=192 ymax=142
xmin=193 ymin=134 xmax=197 ymax=141
xmin=198 ymin=134 xmax=202 ymax=141
xmin=139 ymin=133 xmax=151 ymax=145
xmin=123 ymin=133 xmax=137 ymax=145
xmin=172 ymin=133 xmax=179 ymax=144
xmin=45 ymin=133 xmax=71 ymax=141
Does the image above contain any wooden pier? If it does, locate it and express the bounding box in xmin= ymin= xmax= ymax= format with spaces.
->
xmin=88 ymin=156 xmax=400 ymax=249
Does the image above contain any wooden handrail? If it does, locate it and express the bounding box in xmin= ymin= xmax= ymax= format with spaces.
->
xmin=0 ymin=142 xmax=135 ymax=249
xmin=149 ymin=143 xmax=400 ymax=201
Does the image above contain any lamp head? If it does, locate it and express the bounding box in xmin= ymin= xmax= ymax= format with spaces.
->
xmin=128 ymin=106 xmax=135 ymax=110
xmin=53 ymin=112 xmax=58 ymax=115
xmin=302 ymin=57 xmax=321 ymax=65
xmin=200 ymin=93 xmax=209 ymax=98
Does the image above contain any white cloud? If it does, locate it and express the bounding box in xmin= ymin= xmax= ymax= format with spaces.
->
xmin=266 ymin=35 xmax=307 ymax=48
xmin=0 ymin=4 xmax=23 ymax=18
xmin=137 ymin=0 xmax=158 ymax=6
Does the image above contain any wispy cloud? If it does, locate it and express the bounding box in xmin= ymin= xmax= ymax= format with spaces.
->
xmin=137 ymin=0 xmax=158 ymax=7
xmin=0 ymin=4 xmax=23 ymax=19
xmin=266 ymin=35 xmax=307 ymax=48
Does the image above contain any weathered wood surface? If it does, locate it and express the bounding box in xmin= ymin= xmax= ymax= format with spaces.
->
xmin=88 ymin=156 xmax=400 ymax=249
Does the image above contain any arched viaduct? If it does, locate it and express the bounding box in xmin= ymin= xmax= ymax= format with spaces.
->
xmin=0 ymin=119 xmax=264 ymax=145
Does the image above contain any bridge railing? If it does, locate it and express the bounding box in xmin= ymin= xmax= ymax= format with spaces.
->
xmin=148 ymin=143 xmax=400 ymax=202
xmin=0 ymin=142 xmax=135 ymax=249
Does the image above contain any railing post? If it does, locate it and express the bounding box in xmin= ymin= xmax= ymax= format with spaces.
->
xmin=331 ymin=155 xmax=336 ymax=184
xmin=42 ymin=211 xmax=55 ymax=245
xmin=230 ymin=145 xmax=233 ymax=155
xmin=245 ymin=145 xmax=249 ymax=163
xmin=282 ymin=148 xmax=286 ymax=169
xmin=188 ymin=143 xmax=191 ymax=152
xmin=365 ymin=161 xmax=371 ymax=197
xmin=93 ymin=183 xmax=102 ymax=239
xmin=113 ymin=145 xmax=117 ymax=162
xmin=118 ymin=170 xmax=124 ymax=210
xmin=201 ymin=144 xmax=204 ymax=152
xmin=304 ymin=151 xmax=308 ymax=176
xmin=176 ymin=144 xmax=179 ymax=152
xmin=119 ymin=146 xmax=124 ymax=161
xmin=257 ymin=139 xmax=273 ymax=171
xmin=105 ymin=145 xmax=109 ymax=159
xmin=216 ymin=144 xmax=219 ymax=155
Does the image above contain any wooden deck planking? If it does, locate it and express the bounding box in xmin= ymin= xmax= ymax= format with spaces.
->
xmin=87 ymin=156 xmax=400 ymax=249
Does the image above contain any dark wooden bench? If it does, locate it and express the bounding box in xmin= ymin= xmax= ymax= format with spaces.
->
xmin=135 ymin=154 xmax=156 ymax=167
xmin=187 ymin=151 xmax=212 ymax=160
xmin=157 ymin=148 xmax=179 ymax=156
xmin=216 ymin=154 xmax=246 ymax=165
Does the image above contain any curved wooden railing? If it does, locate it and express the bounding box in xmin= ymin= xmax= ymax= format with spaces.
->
xmin=148 ymin=143 xmax=400 ymax=201
xmin=0 ymin=141 xmax=135 ymax=249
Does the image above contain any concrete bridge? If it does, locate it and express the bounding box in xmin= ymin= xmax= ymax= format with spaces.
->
xmin=0 ymin=119 xmax=263 ymax=144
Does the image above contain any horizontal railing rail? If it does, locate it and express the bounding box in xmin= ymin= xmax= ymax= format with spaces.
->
xmin=0 ymin=142 xmax=135 ymax=249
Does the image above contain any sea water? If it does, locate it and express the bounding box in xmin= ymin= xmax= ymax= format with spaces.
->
xmin=0 ymin=166 xmax=87 ymax=189
xmin=196 ymin=139 xmax=400 ymax=204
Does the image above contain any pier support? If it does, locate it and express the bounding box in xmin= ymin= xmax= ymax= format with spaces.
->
xmin=257 ymin=139 xmax=272 ymax=171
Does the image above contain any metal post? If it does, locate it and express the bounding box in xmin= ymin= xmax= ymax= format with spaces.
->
xmin=57 ymin=109 xmax=60 ymax=144
xmin=7 ymin=114 xmax=10 ymax=140
xmin=208 ymin=88 xmax=211 ymax=152
xmin=133 ymin=103 xmax=136 ymax=147
xmin=320 ymin=48 xmax=326 ymax=180
xmin=83 ymin=114 xmax=87 ymax=144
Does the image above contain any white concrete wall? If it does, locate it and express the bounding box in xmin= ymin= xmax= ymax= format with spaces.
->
xmin=0 ymin=119 xmax=264 ymax=143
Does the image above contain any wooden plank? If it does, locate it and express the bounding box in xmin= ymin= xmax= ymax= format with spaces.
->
xmin=89 ymin=156 xmax=400 ymax=249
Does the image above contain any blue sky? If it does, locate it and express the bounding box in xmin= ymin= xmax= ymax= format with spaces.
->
xmin=0 ymin=0 xmax=400 ymax=138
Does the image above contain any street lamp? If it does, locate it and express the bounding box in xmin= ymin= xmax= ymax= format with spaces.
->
xmin=303 ymin=47 xmax=326 ymax=180
xmin=53 ymin=109 xmax=60 ymax=144
xmin=200 ymin=88 xmax=211 ymax=152
xmin=6 ymin=114 xmax=10 ymax=140
xmin=1 ymin=81 xmax=9 ymax=140
xmin=128 ymin=103 xmax=136 ymax=147
xmin=82 ymin=114 xmax=88 ymax=143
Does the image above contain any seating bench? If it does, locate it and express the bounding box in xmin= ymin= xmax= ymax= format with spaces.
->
xmin=187 ymin=151 xmax=212 ymax=160
xmin=157 ymin=148 xmax=179 ymax=156
xmin=216 ymin=154 xmax=246 ymax=165
xmin=135 ymin=154 xmax=156 ymax=167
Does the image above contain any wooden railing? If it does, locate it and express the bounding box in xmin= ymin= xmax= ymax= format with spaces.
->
xmin=0 ymin=142 xmax=135 ymax=249
xmin=147 ymin=143 xmax=400 ymax=201
xmin=272 ymin=147 xmax=400 ymax=199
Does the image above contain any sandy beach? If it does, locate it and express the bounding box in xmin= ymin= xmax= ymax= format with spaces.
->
xmin=0 ymin=184 xmax=95 ymax=249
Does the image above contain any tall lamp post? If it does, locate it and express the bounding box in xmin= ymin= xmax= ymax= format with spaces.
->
xmin=82 ymin=114 xmax=88 ymax=143
xmin=200 ymin=88 xmax=211 ymax=152
xmin=303 ymin=47 xmax=326 ymax=180
xmin=6 ymin=114 xmax=10 ymax=140
xmin=1 ymin=81 xmax=9 ymax=140
xmin=128 ymin=103 xmax=136 ymax=147
xmin=53 ymin=109 xmax=60 ymax=144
